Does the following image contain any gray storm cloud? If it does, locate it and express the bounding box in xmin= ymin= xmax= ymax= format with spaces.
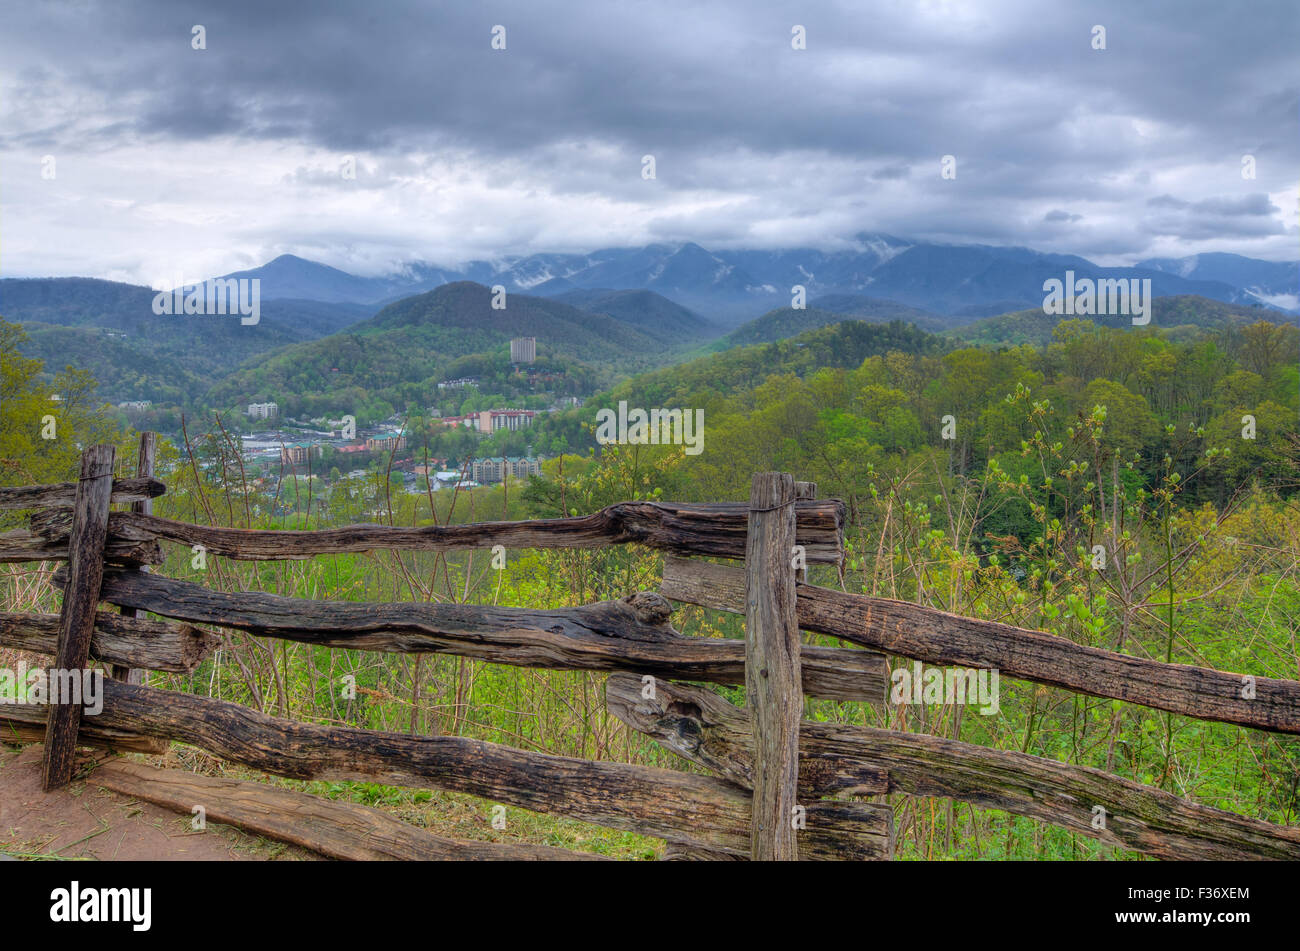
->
xmin=0 ymin=0 xmax=1295 ymax=279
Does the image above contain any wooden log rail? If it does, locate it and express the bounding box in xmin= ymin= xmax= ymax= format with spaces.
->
xmin=607 ymin=675 xmax=1300 ymax=861
xmin=31 ymin=498 xmax=846 ymax=564
xmin=2 ymin=719 xmax=167 ymax=754
xmin=0 ymin=525 xmax=162 ymax=565
xmin=0 ymin=476 xmax=165 ymax=510
xmin=0 ymin=679 xmax=892 ymax=860
xmin=660 ymin=557 xmax=1300 ymax=736
xmin=0 ymin=610 xmax=217 ymax=673
xmin=54 ymin=565 xmax=887 ymax=703
xmin=0 ymin=528 xmax=71 ymax=564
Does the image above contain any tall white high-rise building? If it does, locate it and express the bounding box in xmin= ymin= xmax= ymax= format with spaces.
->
xmin=510 ymin=337 xmax=536 ymax=363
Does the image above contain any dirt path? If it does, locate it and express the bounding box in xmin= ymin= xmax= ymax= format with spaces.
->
xmin=0 ymin=745 xmax=315 ymax=861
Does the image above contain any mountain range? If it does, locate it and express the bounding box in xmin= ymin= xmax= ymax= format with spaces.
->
xmin=1 ymin=235 xmax=1293 ymax=409
xmin=205 ymin=238 xmax=1296 ymax=325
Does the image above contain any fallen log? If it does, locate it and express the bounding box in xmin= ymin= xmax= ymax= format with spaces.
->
xmin=33 ymin=497 xmax=846 ymax=563
xmin=0 ymin=611 xmax=217 ymax=674
xmin=90 ymin=759 xmax=599 ymax=861
xmin=659 ymin=556 xmax=1300 ymax=735
xmin=21 ymin=679 xmax=890 ymax=859
xmin=607 ymin=674 xmax=1300 ymax=861
xmin=61 ymin=566 xmax=885 ymax=702
xmin=661 ymin=843 xmax=742 ymax=860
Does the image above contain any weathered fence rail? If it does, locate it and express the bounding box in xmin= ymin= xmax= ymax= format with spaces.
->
xmin=1 ymin=437 xmax=1297 ymax=861
xmin=0 ymin=680 xmax=891 ymax=859
xmin=0 ymin=610 xmax=215 ymax=673
xmin=30 ymin=498 xmax=846 ymax=563
xmin=660 ymin=556 xmax=1300 ymax=735
xmin=52 ymin=566 xmax=887 ymax=703
xmin=0 ymin=476 xmax=166 ymax=511
xmin=606 ymin=675 xmax=1300 ymax=861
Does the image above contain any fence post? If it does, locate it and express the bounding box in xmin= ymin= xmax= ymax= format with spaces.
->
xmin=745 ymin=471 xmax=802 ymax=860
xmin=42 ymin=443 xmax=116 ymax=790
xmin=111 ymin=431 xmax=156 ymax=685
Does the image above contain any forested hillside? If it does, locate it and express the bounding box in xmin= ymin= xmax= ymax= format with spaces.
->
xmin=955 ymin=295 xmax=1284 ymax=347
xmin=512 ymin=312 xmax=1300 ymax=858
xmin=632 ymin=317 xmax=1299 ymax=506
xmin=1 ymin=277 xmax=376 ymax=405
xmin=203 ymin=281 xmax=712 ymax=419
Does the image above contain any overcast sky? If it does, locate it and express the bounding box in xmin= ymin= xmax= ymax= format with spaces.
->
xmin=1 ymin=0 xmax=1296 ymax=284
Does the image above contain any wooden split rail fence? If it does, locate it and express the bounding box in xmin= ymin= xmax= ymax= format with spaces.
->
xmin=1 ymin=436 xmax=1298 ymax=860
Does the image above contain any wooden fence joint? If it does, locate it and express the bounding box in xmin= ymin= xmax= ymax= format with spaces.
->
xmin=41 ymin=444 xmax=116 ymax=790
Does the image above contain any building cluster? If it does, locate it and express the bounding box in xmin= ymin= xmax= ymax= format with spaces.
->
xmin=436 ymin=377 xmax=482 ymax=390
xmin=469 ymin=456 xmax=544 ymax=484
xmin=365 ymin=431 xmax=407 ymax=452
xmin=116 ymin=400 xmax=152 ymax=410
xmin=440 ymin=409 xmax=536 ymax=434
xmin=239 ymin=385 xmax=547 ymax=497
xmin=276 ymin=430 xmax=407 ymax=465
xmin=279 ymin=443 xmax=320 ymax=465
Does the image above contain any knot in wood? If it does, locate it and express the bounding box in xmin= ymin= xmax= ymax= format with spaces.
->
xmin=623 ymin=591 xmax=672 ymax=625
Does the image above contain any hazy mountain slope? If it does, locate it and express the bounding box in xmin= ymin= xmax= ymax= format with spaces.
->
xmin=0 ymin=277 xmax=158 ymax=329
xmin=611 ymin=319 xmax=949 ymax=409
xmin=215 ymin=254 xmax=391 ymax=303
xmin=714 ymin=293 xmax=948 ymax=352
xmin=0 ymin=276 xmax=378 ymax=404
xmin=719 ymin=307 xmax=855 ymax=349
xmin=953 ymin=295 xmax=1286 ymax=346
xmin=809 ymin=294 xmax=947 ymax=329
xmin=16 ymin=322 xmax=207 ymax=404
xmin=1138 ymin=253 xmax=1298 ymax=311
xmin=862 ymin=246 xmax=1249 ymax=317
xmin=0 ymin=276 xmax=375 ymax=340
xmin=550 ymin=288 xmax=721 ymax=340
xmin=360 ymin=281 xmax=662 ymax=357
